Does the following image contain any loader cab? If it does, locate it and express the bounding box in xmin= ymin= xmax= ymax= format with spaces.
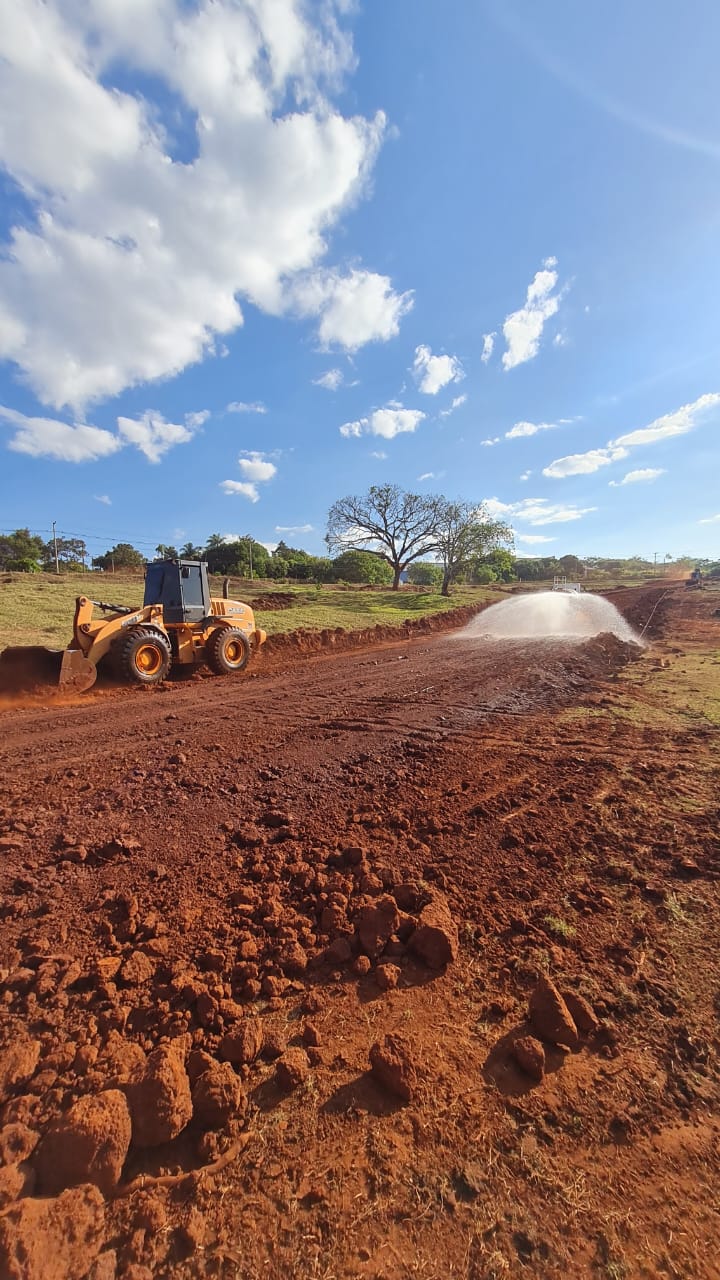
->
xmin=144 ymin=559 xmax=211 ymax=624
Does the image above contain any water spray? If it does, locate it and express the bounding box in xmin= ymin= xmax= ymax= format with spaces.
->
xmin=457 ymin=592 xmax=642 ymax=644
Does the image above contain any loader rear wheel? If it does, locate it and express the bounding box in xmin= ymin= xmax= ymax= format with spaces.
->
xmin=114 ymin=628 xmax=172 ymax=686
xmin=206 ymin=627 xmax=251 ymax=675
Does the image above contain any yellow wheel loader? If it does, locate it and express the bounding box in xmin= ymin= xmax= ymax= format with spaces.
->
xmin=0 ymin=559 xmax=266 ymax=694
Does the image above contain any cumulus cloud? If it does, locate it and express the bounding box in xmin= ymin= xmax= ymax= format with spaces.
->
xmin=94 ymin=494 xmax=112 ymax=505
xmin=276 ymin=523 xmax=314 ymax=534
xmin=481 ymin=332 xmax=496 ymax=364
xmin=481 ymin=436 xmax=500 ymax=447
xmin=483 ymin=496 xmax=596 ymax=525
xmin=544 ymin=392 xmax=720 ymax=479
xmin=439 ymin=394 xmax=467 ymax=418
xmin=370 ymin=450 xmax=387 ymax=459
xmin=117 ymin=409 xmax=208 ymax=463
xmin=226 ymin=401 xmax=267 ymax=415
xmin=339 ymin=406 xmax=425 ymax=440
xmin=238 ymin=452 xmax=277 ymax=483
xmin=519 ymin=470 xmax=532 ymax=482
xmin=609 ymin=468 xmax=666 ymax=487
xmin=219 ymin=480 xmax=260 ymax=502
xmin=290 ymin=268 xmax=412 ymax=351
xmin=312 ymin=369 xmax=344 ymax=391
xmin=699 ymin=513 xmax=720 ymax=524
xmin=417 ymin=472 xmax=435 ymax=482
xmin=412 ymin=344 xmax=464 ymax=395
xmin=221 ymin=449 xmax=277 ymax=501
xmin=0 ymin=404 xmax=121 ymax=462
xmin=516 ymin=534 xmax=556 ymax=544
xmin=502 ymin=259 xmax=565 ymax=371
xmin=0 ymin=0 xmax=407 ymax=409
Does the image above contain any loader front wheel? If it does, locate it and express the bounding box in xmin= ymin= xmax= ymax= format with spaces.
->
xmin=206 ymin=627 xmax=251 ymax=675
xmin=114 ymin=628 xmax=172 ymax=686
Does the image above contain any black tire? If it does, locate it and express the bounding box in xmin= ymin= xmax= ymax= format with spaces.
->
xmin=113 ymin=627 xmax=172 ymax=686
xmin=206 ymin=626 xmax=251 ymax=675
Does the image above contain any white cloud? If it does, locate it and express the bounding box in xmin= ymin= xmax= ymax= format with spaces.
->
xmin=417 ymin=472 xmax=434 ymax=482
xmin=226 ymin=401 xmax=267 ymax=415
xmin=480 ymin=437 xmax=500 ymax=447
xmin=238 ymin=452 xmax=277 ymax=483
xmin=0 ymin=0 xmax=404 ymax=409
xmin=94 ymin=494 xmax=112 ymax=505
xmin=543 ymin=446 xmax=628 ymax=478
xmin=369 ymin=450 xmax=387 ymax=459
xmin=699 ymin=513 xmax=720 ymax=524
xmin=0 ymin=404 xmax=121 ymax=462
xmin=505 ymin=420 xmax=556 ymax=440
xmin=276 ymin=523 xmax=314 ymax=534
xmin=117 ymin=409 xmax=206 ymax=463
xmin=483 ymin=496 xmax=597 ymax=525
xmin=290 ymin=268 xmax=412 ymax=351
xmin=613 ymin=392 xmax=720 ymax=448
xmin=519 ymin=470 xmax=532 ymax=482
xmin=609 ymin=468 xmax=666 ymax=487
xmin=544 ymin=392 xmax=720 ymax=480
xmin=481 ymin=332 xmax=496 ymax=364
xmin=553 ymin=332 xmax=568 ymax=348
xmin=439 ymin=393 xmax=467 ymax=418
xmin=219 ymin=480 xmax=260 ymax=502
xmin=412 ymin=344 xmax=464 ymax=395
xmin=340 ymin=405 xmax=425 ymax=440
xmin=516 ymin=534 xmax=556 ymax=544
xmin=502 ymin=259 xmax=565 ymax=371
xmin=312 ymin=369 xmax=343 ymax=391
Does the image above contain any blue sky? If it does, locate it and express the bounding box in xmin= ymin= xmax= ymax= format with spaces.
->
xmin=1 ymin=0 xmax=719 ymax=563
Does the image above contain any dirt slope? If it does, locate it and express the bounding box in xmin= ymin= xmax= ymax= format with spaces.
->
xmin=0 ymin=584 xmax=718 ymax=1280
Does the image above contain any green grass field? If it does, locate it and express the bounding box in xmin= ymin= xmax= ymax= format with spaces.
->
xmin=0 ymin=571 xmax=498 ymax=649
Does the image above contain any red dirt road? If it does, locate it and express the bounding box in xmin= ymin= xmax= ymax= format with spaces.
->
xmin=0 ymin=584 xmax=718 ymax=1280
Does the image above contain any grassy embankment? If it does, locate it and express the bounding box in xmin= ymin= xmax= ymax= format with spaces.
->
xmin=0 ymin=571 xmax=498 ymax=650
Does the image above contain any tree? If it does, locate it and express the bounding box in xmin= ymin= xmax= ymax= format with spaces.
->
xmin=434 ymin=500 xmax=513 ymax=596
xmin=180 ymin=542 xmax=204 ymax=559
xmin=332 ymin=550 xmax=394 ymax=585
xmin=92 ymin=543 xmax=145 ymax=571
xmin=155 ymin=544 xmax=179 ymax=560
xmin=0 ymin=528 xmax=46 ymax=572
xmin=407 ymin=561 xmax=443 ymax=588
xmin=478 ymin=547 xmax=516 ymax=583
xmin=43 ymin=536 xmax=87 ymax=571
xmin=326 ymin=485 xmax=441 ymax=590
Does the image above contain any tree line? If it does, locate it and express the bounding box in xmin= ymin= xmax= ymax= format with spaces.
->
xmin=2 ymin=484 xmax=716 ymax=594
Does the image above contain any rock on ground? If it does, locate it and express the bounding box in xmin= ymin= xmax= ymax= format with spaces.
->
xmin=528 ymin=976 xmax=579 ymax=1048
xmin=409 ymin=895 xmax=458 ymax=969
xmin=192 ymin=1062 xmax=247 ymax=1130
xmin=511 ymin=1035 xmax=546 ymax=1083
xmin=369 ymin=1034 xmax=416 ymax=1102
xmin=0 ymin=1184 xmax=105 ymax=1280
xmin=35 ymin=1089 xmax=131 ymax=1196
xmin=125 ymin=1043 xmax=192 ymax=1148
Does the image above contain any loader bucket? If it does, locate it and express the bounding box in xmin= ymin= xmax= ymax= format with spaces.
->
xmin=0 ymin=645 xmax=96 ymax=695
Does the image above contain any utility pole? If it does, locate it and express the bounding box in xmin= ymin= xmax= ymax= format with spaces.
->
xmin=653 ymin=551 xmax=658 ymax=577
xmin=246 ymin=535 xmax=253 ymax=580
xmin=52 ymin=520 xmax=60 ymax=574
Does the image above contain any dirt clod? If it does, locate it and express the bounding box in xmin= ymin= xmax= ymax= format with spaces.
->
xmin=409 ymin=895 xmax=458 ymax=969
xmin=219 ymin=1018 xmax=263 ymax=1065
xmin=0 ymin=1036 xmax=41 ymax=1100
xmin=276 ymin=1048 xmax=310 ymax=1092
xmin=192 ymin=1062 xmax=247 ymax=1130
xmin=35 ymin=1089 xmax=131 ymax=1196
xmin=356 ymin=894 xmax=400 ymax=959
xmin=369 ymin=1034 xmax=416 ymax=1102
xmin=375 ymin=962 xmax=401 ymax=991
xmin=529 ymin=975 xmax=579 ymax=1048
xmin=125 ymin=1042 xmax=192 ymax=1148
xmin=561 ymin=990 xmax=600 ymax=1035
xmin=0 ymin=1183 xmax=105 ymax=1280
xmin=511 ymin=1035 xmax=546 ymax=1082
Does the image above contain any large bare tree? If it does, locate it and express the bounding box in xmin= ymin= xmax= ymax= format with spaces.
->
xmin=434 ymin=500 xmax=513 ymax=596
xmin=326 ymin=484 xmax=441 ymax=590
